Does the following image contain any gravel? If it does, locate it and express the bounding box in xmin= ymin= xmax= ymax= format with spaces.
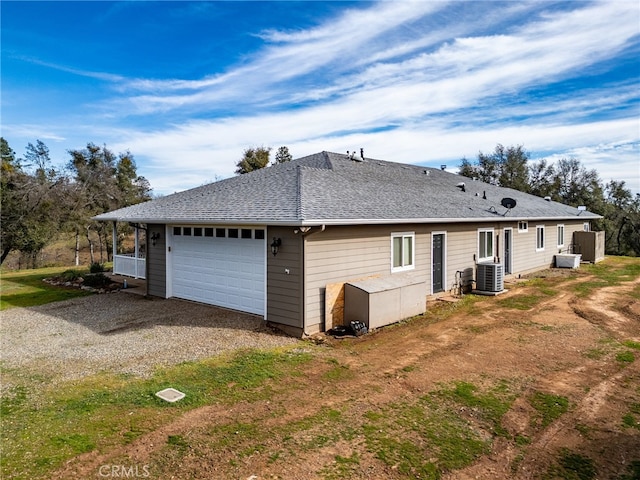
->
xmin=1 ymin=292 xmax=300 ymax=382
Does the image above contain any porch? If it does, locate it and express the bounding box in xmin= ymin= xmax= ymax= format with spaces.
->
xmin=113 ymin=254 xmax=146 ymax=279
xmin=111 ymin=222 xmax=147 ymax=279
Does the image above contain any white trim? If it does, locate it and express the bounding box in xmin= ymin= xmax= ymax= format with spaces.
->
xmin=557 ymin=224 xmax=565 ymax=248
xmin=165 ymin=224 xmax=172 ymax=298
xmin=477 ymin=227 xmax=495 ymax=263
xmin=518 ymin=221 xmax=528 ymax=233
xmin=263 ymin=228 xmax=268 ymax=320
xmin=95 ymin=215 xmax=603 ymax=226
xmin=391 ymin=231 xmax=415 ymax=273
xmin=536 ymin=225 xmax=545 ymax=252
xmin=431 ymin=231 xmax=447 ymax=295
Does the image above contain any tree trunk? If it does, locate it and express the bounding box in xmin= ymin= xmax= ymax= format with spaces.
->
xmin=98 ymin=232 xmax=104 ymax=264
xmin=86 ymin=225 xmax=95 ymax=265
xmin=0 ymin=246 xmax=11 ymax=265
xmin=75 ymin=229 xmax=80 ymax=266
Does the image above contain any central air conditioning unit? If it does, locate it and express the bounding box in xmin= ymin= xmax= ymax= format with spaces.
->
xmin=476 ymin=263 xmax=504 ymax=292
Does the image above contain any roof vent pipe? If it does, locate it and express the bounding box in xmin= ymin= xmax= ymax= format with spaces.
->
xmin=483 ymin=191 xmax=486 ymax=200
xmin=360 ymin=148 xmax=365 ymax=161
xmin=441 ymin=165 xmax=447 ymax=170
xmin=544 ymin=196 xmax=551 ymax=201
xmin=456 ymin=182 xmax=466 ymax=192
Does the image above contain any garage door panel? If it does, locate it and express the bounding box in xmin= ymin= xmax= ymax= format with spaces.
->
xmin=171 ymin=231 xmax=265 ymax=315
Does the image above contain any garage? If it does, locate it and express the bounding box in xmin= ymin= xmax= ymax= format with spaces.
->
xmin=169 ymin=226 xmax=266 ymax=316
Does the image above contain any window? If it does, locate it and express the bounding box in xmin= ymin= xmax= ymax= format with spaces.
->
xmin=241 ymin=228 xmax=252 ymax=239
xmin=518 ymin=221 xmax=528 ymax=233
xmin=183 ymin=227 xmax=192 ymax=236
xmin=391 ymin=232 xmax=415 ymax=272
xmin=193 ymin=227 xmax=203 ymax=237
xmin=478 ymin=229 xmax=494 ymax=262
xmin=228 ymin=228 xmax=239 ymax=238
xmin=255 ymin=229 xmax=265 ymax=240
xmin=173 ymin=227 xmax=181 ymax=236
xmin=536 ymin=225 xmax=545 ymax=251
xmin=215 ymin=228 xmax=226 ymax=238
xmin=557 ymin=224 xmax=565 ymax=248
xmin=204 ymin=228 xmax=214 ymax=237
xmin=583 ymin=223 xmax=590 ymax=232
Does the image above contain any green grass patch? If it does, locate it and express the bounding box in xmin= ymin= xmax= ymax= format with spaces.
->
xmin=573 ymin=257 xmax=640 ymax=298
xmin=498 ymin=293 xmax=546 ymax=310
xmin=319 ymin=452 xmax=361 ymax=480
xmin=0 ymin=347 xmax=312 ymax=480
xmin=616 ymin=351 xmax=635 ymax=363
xmin=0 ymin=266 xmax=92 ymax=310
xmin=545 ymin=449 xmax=597 ymax=480
xmin=529 ymin=392 xmax=569 ymax=427
xmin=322 ymin=358 xmax=355 ymax=381
xmin=362 ymin=380 xmax=516 ymax=478
xmin=623 ymin=340 xmax=640 ymax=350
xmin=617 ymin=460 xmax=640 ymax=480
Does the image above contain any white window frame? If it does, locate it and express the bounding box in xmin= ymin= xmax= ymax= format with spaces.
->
xmin=518 ymin=221 xmax=528 ymax=233
xmin=391 ymin=232 xmax=415 ymax=273
xmin=557 ymin=224 xmax=565 ymax=248
xmin=536 ymin=225 xmax=545 ymax=252
xmin=583 ymin=222 xmax=590 ymax=232
xmin=477 ymin=228 xmax=495 ymax=263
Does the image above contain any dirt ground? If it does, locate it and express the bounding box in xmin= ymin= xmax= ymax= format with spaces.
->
xmin=52 ymin=268 xmax=640 ymax=480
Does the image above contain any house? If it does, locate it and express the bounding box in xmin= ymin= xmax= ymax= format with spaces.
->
xmin=95 ymin=151 xmax=601 ymax=336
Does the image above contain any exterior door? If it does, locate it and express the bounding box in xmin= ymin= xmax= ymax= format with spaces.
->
xmin=432 ymin=233 xmax=445 ymax=293
xmin=504 ymin=228 xmax=512 ymax=275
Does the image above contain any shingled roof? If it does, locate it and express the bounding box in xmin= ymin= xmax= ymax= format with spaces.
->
xmin=95 ymin=151 xmax=600 ymax=225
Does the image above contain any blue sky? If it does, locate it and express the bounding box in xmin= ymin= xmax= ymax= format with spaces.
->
xmin=2 ymin=1 xmax=639 ymax=196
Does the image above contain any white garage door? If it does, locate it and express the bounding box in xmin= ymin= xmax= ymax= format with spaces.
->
xmin=170 ymin=226 xmax=266 ymax=316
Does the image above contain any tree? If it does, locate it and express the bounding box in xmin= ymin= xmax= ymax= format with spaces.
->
xmin=528 ymin=159 xmax=557 ymax=198
xmin=67 ymin=143 xmax=151 ymax=264
xmin=458 ymin=157 xmax=476 ymax=179
xmin=458 ymin=144 xmax=529 ymax=190
xmin=602 ymin=181 xmax=640 ymax=256
xmin=274 ymin=146 xmax=293 ymax=164
xmin=496 ymin=144 xmax=530 ymax=192
xmin=552 ymin=157 xmax=605 ymax=214
xmin=235 ymin=147 xmax=271 ymax=174
xmin=0 ymin=138 xmax=65 ymax=266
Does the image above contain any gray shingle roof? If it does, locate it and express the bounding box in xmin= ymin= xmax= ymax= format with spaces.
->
xmin=95 ymin=151 xmax=600 ymax=225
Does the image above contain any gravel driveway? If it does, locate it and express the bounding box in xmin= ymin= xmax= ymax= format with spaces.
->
xmin=1 ymin=293 xmax=299 ymax=381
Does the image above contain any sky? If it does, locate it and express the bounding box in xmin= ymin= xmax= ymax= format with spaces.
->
xmin=2 ymin=0 xmax=639 ymax=196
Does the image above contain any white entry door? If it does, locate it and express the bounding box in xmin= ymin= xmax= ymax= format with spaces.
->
xmin=170 ymin=226 xmax=266 ymax=316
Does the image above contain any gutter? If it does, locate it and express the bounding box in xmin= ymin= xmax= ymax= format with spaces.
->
xmin=93 ymin=214 xmax=602 ymax=226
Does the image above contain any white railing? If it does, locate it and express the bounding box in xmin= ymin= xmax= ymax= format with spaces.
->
xmin=113 ymin=254 xmax=146 ymax=279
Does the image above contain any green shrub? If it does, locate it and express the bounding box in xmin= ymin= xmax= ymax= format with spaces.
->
xmin=61 ymin=270 xmax=82 ymax=282
xmin=89 ymin=262 xmax=105 ymax=273
xmin=82 ymin=273 xmax=112 ymax=288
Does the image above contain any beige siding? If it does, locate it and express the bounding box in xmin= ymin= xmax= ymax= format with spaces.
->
xmin=301 ymin=220 xmax=591 ymax=333
xmin=147 ymin=224 xmax=166 ymax=297
xmin=304 ymin=225 xmax=429 ymax=333
xmin=509 ymin=221 xmax=586 ymax=274
xmin=266 ymin=226 xmax=304 ymax=331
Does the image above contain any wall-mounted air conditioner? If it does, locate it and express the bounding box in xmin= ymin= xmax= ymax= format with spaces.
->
xmin=476 ymin=263 xmax=504 ymax=292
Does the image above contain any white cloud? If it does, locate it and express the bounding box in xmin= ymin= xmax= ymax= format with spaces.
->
xmin=6 ymin=0 xmax=639 ymax=197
